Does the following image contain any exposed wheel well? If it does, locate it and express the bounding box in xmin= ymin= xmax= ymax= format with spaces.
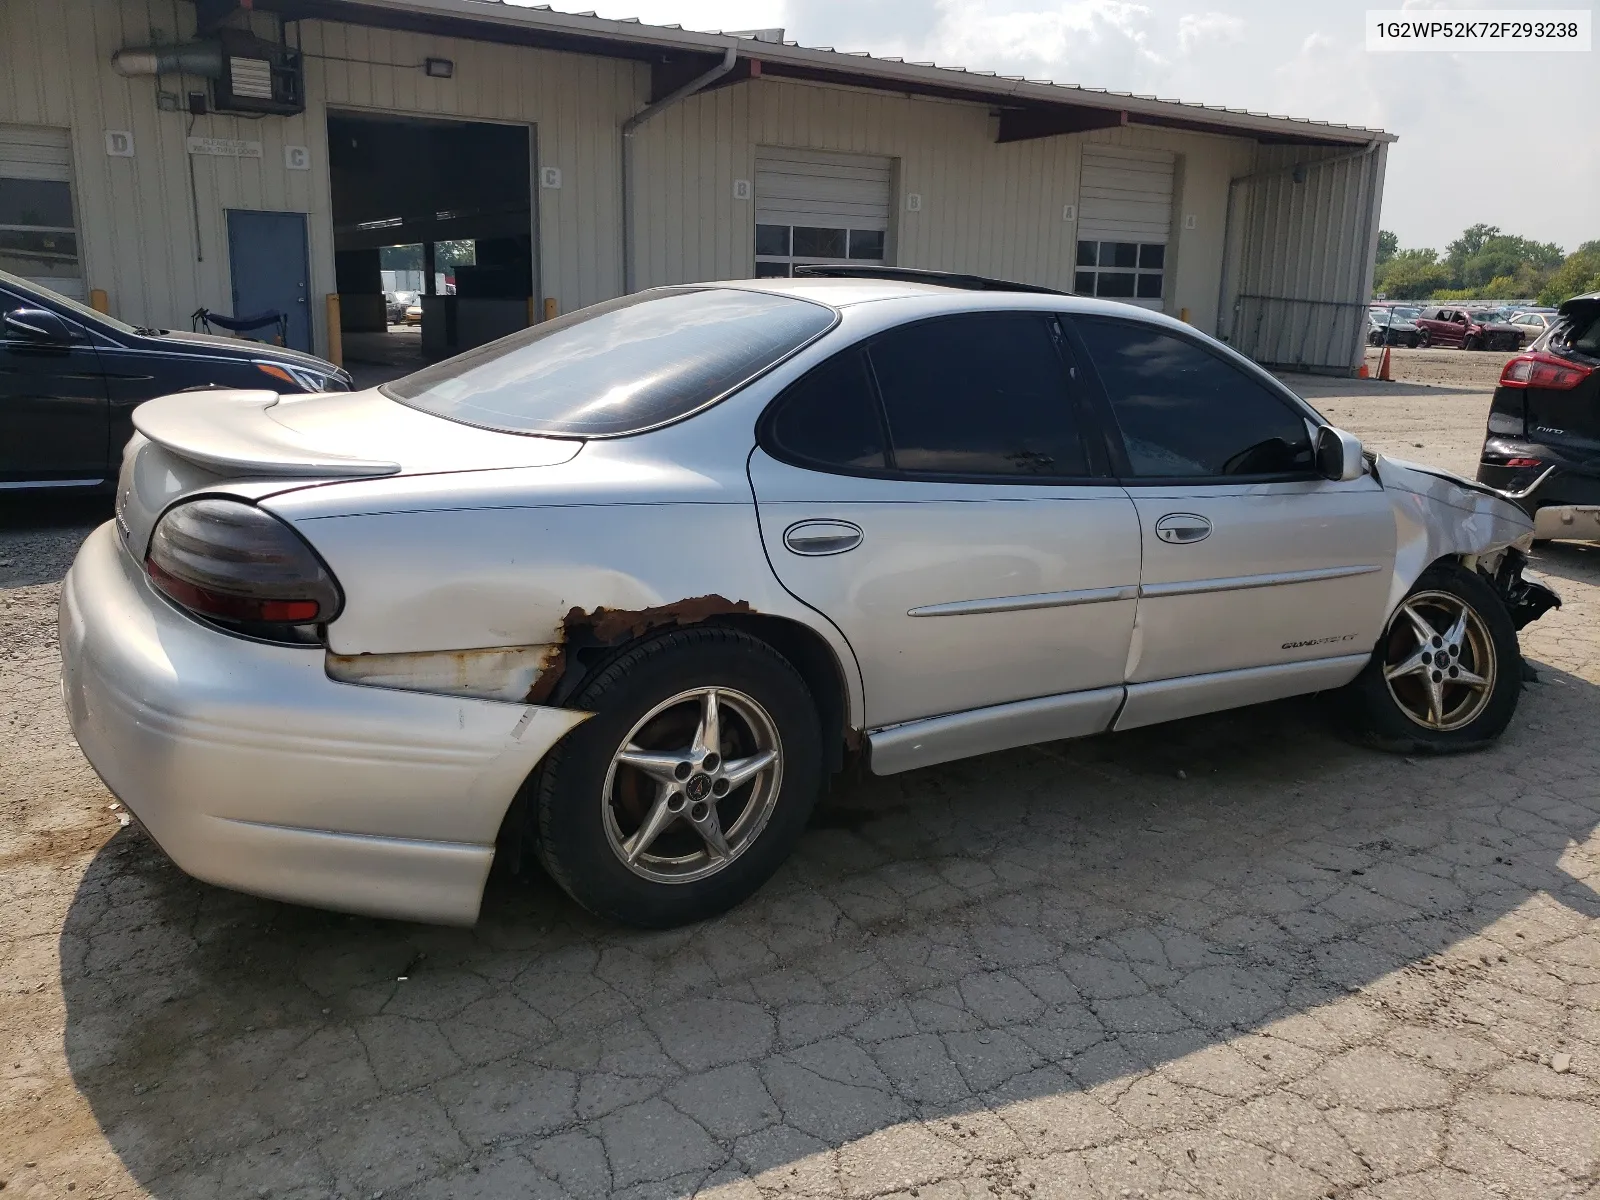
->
xmin=495 ymin=612 xmax=855 ymax=875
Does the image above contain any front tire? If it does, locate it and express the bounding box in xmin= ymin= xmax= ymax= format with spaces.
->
xmin=532 ymin=627 xmax=822 ymax=928
xmin=1345 ymin=562 xmax=1522 ymax=753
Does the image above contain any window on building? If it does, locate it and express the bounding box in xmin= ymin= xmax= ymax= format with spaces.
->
xmin=0 ymin=177 xmax=80 ymax=300
xmin=754 ymin=225 xmax=886 ymax=278
xmin=1075 ymin=317 xmax=1313 ymax=479
xmin=1073 ymin=241 xmax=1165 ymax=302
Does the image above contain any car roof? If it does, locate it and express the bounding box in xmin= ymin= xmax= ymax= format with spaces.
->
xmin=692 ymin=276 xmax=1201 ymax=329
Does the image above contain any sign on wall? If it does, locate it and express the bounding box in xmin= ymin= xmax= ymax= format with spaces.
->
xmin=186 ymin=137 xmax=263 ymax=159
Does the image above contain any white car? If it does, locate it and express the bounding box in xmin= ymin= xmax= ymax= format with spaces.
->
xmin=60 ymin=273 xmax=1559 ymax=928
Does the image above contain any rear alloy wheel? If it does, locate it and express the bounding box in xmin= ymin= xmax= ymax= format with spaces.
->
xmin=602 ymin=686 xmax=782 ymax=884
xmin=531 ymin=627 xmax=821 ymax=927
xmin=1345 ymin=562 xmax=1521 ymax=752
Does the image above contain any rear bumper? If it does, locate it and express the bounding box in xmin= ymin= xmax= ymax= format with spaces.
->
xmin=59 ymin=523 xmax=587 ymax=924
xmin=1478 ymin=444 xmax=1600 ymax=539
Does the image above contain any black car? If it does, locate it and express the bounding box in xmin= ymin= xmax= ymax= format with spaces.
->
xmin=1477 ymin=292 xmax=1600 ymax=540
xmin=1 ymin=269 xmax=350 ymax=491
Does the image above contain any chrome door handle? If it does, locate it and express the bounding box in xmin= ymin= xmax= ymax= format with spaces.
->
xmin=782 ymin=519 xmax=863 ymax=556
xmin=1154 ymin=513 xmax=1212 ymax=544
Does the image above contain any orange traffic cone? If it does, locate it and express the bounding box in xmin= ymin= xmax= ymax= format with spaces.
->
xmin=1378 ymin=343 xmax=1393 ymax=381
xmin=1359 ymin=361 xmax=1370 ymax=378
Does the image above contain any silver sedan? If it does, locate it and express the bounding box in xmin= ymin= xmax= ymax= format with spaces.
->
xmin=60 ymin=276 xmax=1558 ymax=928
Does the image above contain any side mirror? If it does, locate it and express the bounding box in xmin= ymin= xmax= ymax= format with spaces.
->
xmin=1316 ymin=426 xmax=1366 ymax=482
xmin=3 ymin=307 xmax=74 ymax=344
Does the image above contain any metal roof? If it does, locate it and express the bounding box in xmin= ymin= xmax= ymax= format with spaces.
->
xmin=265 ymin=0 xmax=1396 ymax=147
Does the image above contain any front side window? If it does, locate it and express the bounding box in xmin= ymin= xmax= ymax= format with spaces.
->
xmin=384 ymin=287 xmax=835 ymax=437
xmin=1075 ymin=317 xmax=1314 ymax=479
xmin=868 ymin=313 xmax=1088 ymax=478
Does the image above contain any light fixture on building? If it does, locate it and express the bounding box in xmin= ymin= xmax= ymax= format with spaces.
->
xmin=425 ymin=57 xmax=454 ymax=78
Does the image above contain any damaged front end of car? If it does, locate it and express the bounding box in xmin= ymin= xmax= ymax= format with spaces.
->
xmin=1489 ymin=547 xmax=1561 ymax=631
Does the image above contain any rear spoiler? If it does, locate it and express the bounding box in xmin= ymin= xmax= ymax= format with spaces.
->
xmin=131 ymin=390 xmax=401 ymax=478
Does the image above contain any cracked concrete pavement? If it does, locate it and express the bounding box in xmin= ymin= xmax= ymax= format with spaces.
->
xmin=4 ymin=375 xmax=1600 ymax=1199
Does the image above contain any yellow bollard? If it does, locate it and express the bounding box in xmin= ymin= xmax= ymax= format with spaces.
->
xmin=89 ymin=288 xmax=110 ymax=315
xmin=1179 ymin=307 xmax=1190 ymax=324
xmin=527 ymin=296 xmax=537 ymax=327
xmin=544 ymin=297 xmax=558 ymax=321
xmin=325 ymin=294 xmax=343 ymax=367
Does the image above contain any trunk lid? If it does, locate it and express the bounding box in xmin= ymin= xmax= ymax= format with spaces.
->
xmin=115 ymin=387 xmax=581 ymax=557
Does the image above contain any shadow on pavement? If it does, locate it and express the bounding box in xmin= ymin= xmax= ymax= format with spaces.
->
xmin=0 ymin=494 xmax=109 ymax=589
xmin=55 ymin=654 xmax=1600 ymax=1197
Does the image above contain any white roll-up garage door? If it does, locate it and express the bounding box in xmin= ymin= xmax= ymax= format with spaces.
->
xmin=0 ymin=124 xmax=83 ymax=299
xmin=754 ymin=147 xmax=892 ymax=278
xmin=1074 ymin=145 xmax=1174 ymax=311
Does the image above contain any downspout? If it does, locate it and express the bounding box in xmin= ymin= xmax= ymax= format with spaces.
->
xmin=621 ymin=45 xmax=738 ymax=294
xmin=1215 ymin=138 xmax=1381 ymax=344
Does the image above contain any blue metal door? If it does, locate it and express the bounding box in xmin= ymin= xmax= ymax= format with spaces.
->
xmin=226 ymin=210 xmax=312 ymax=352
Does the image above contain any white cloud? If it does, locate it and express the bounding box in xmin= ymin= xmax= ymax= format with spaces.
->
xmin=1177 ymin=11 xmax=1245 ymax=53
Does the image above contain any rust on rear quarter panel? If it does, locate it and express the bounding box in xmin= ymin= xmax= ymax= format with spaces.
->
xmin=524 ymin=595 xmax=753 ymax=706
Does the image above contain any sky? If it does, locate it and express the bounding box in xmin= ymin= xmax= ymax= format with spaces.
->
xmin=533 ymin=0 xmax=1598 ymax=254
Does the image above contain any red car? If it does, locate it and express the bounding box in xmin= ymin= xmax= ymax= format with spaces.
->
xmin=1414 ymin=306 xmax=1525 ymax=351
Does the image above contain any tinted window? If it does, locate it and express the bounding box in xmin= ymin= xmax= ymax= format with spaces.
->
xmin=385 ymin=287 xmax=835 ymax=437
xmin=766 ymin=352 xmax=886 ymax=470
xmin=868 ymin=314 xmax=1087 ymax=477
xmin=1077 ymin=317 xmax=1314 ymax=478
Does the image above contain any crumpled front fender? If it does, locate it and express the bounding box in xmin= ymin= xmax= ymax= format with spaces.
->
xmin=1375 ymin=455 xmax=1536 ymax=615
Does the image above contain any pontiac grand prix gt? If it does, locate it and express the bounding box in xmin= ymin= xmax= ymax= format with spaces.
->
xmin=60 ymin=272 xmax=1559 ymax=928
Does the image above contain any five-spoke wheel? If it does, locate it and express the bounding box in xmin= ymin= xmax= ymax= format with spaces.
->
xmin=530 ymin=627 xmax=822 ymax=927
xmin=1381 ymin=591 xmax=1496 ymax=731
xmin=604 ymin=687 xmax=783 ymax=882
xmin=1346 ymin=561 xmax=1521 ymax=753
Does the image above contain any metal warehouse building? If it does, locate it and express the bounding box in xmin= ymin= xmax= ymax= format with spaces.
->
xmin=0 ymin=0 xmax=1394 ymax=374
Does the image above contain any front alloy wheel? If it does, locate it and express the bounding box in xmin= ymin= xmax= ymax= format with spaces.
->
xmin=603 ymin=686 xmax=782 ymax=883
xmin=1381 ymin=591 xmax=1496 ymax=731
xmin=1344 ymin=561 xmax=1522 ymax=753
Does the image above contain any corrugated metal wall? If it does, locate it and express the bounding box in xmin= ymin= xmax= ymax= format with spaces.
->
xmin=632 ymin=80 xmax=1257 ymax=335
xmin=1222 ymin=141 xmax=1387 ymax=373
xmin=0 ymin=0 xmax=636 ymax=350
xmin=2 ymin=0 xmax=1374 ymax=363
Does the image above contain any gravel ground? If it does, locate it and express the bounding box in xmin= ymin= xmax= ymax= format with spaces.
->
xmin=4 ymin=377 xmax=1600 ymax=1200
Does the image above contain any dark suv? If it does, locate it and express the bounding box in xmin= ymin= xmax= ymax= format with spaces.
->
xmin=1477 ymin=292 xmax=1600 ymax=540
xmin=1 ymin=269 xmax=350 ymax=491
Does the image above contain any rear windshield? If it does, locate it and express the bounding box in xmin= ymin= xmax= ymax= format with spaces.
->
xmin=383 ymin=287 xmax=836 ymax=437
xmin=1553 ymin=307 xmax=1600 ymax=359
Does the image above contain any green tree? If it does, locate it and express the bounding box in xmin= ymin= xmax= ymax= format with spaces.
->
xmin=1538 ymin=243 xmax=1600 ymax=306
xmin=1444 ymin=223 xmax=1501 ymax=273
xmin=1376 ymin=229 xmax=1398 ymax=265
xmin=1375 ymin=247 xmax=1451 ymax=299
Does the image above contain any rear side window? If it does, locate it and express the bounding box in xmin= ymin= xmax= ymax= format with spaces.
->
xmin=765 ymin=351 xmax=887 ymax=470
xmin=1076 ymin=317 xmax=1314 ymax=479
xmin=384 ymin=287 xmax=836 ymax=437
xmin=869 ymin=313 xmax=1088 ymax=477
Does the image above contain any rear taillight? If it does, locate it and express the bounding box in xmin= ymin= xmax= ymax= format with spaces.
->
xmin=146 ymin=498 xmax=341 ymax=641
xmin=1500 ymin=352 xmax=1594 ymax=391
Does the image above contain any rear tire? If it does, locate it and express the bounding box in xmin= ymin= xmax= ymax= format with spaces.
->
xmin=532 ymin=627 xmax=822 ymax=928
xmin=1343 ymin=562 xmax=1522 ymax=753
